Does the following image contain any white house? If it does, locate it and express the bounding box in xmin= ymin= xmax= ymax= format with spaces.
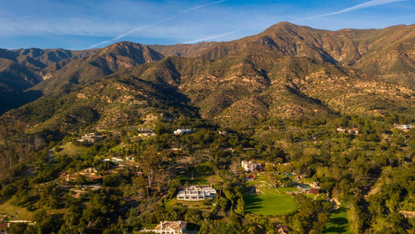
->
xmin=218 ymin=131 xmax=227 ymax=136
xmin=152 ymin=221 xmax=187 ymax=234
xmin=241 ymin=160 xmax=262 ymax=172
xmin=174 ymin=129 xmax=192 ymax=135
xmin=111 ymin=157 xmax=123 ymax=162
xmin=401 ymin=124 xmax=413 ymax=130
xmin=177 ymin=185 xmax=216 ymax=201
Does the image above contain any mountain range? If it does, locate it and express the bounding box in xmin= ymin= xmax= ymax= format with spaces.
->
xmin=1 ymin=22 xmax=414 ymax=132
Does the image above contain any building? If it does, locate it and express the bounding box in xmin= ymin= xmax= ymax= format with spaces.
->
xmin=218 ymin=131 xmax=227 ymax=136
xmin=152 ymin=221 xmax=188 ymax=234
xmin=174 ymin=129 xmax=192 ymax=135
xmin=77 ymin=133 xmax=105 ymax=143
xmin=79 ymin=167 xmax=98 ymax=176
xmin=277 ymin=224 xmax=290 ymax=234
xmin=395 ymin=124 xmax=413 ymax=131
xmin=336 ymin=127 xmax=359 ymax=135
xmin=0 ymin=223 xmax=8 ymax=234
xmin=138 ymin=128 xmax=156 ymax=137
xmin=111 ymin=157 xmax=123 ymax=162
xmin=177 ymin=185 xmax=216 ymax=201
xmin=0 ymin=221 xmax=36 ymax=233
xmin=308 ymin=182 xmax=321 ymax=194
xmin=348 ymin=128 xmax=359 ymax=134
xmin=59 ymin=167 xmax=103 ymax=182
xmin=241 ymin=160 xmax=262 ymax=172
xmin=296 ymin=182 xmax=321 ymax=195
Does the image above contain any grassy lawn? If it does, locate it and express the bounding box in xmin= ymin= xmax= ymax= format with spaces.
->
xmin=169 ymin=199 xmax=216 ymax=212
xmin=177 ymin=172 xmax=222 ymax=186
xmin=0 ymin=202 xmax=33 ymax=220
xmin=275 ymin=187 xmax=298 ymax=193
xmin=110 ymin=145 xmax=123 ymax=153
xmin=57 ymin=142 xmax=88 ymax=157
xmin=140 ymin=224 xmax=157 ymax=229
xmin=244 ymin=192 xmax=297 ymax=216
xmin=323 ymin=205 xmax=350 ymax=234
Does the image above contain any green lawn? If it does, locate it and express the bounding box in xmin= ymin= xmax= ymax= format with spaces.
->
xmin=323 ymin=205 xmax=350 ymax=234
xmin=169 ymin=199 xmax=216 ymax=212
xmin=0 ymin=202 xmax=33 ymax=220
xmin=177 ymin=172 xmax=217 ymax=186
xmin=110 ymin=145 xmax=123 ymax=153
xmin=275 ymin=187 xmax=298 ymax=193
xmin=57 ymin=142 xmax=88 ymax=157
xmin=244 ymin=192 xmax=297 ymax=216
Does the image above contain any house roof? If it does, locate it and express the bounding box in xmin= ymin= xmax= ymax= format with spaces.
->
xmin=154 ymin=221 xmax=187 ymax=231
xmin=0 ymin=223 xmax=8 ymax=230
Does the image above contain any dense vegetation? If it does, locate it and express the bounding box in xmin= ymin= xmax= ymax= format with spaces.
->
xmin=0 ymin=112 xmax=414 ymax=233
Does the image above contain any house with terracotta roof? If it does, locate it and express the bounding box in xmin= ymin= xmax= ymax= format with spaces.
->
xmin=152 ymin=221 xmax=187 ymax=234
xmin=0 ymin=223 xmax=8 ymax=234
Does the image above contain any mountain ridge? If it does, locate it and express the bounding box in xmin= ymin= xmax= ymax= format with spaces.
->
xmin=1 ymin=21 xmax=415 ymax=130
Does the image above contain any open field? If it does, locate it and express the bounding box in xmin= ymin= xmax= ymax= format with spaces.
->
xmin=323 ymin=205 xmax=350 ymax=234
xmin=168 ymin=199 xmax=216 ymax=212
xmin=244 ymin=192 xmax=297 ymax=216
xmin=177 ymin=172 xmax=223 ymax=186
xmin=275 ymin=187 xmax=298 ymax=193
xmin=0 ymin=202 xmax=33 ymax=220
xmin=57 ymin=142 xmax=88 ymax=157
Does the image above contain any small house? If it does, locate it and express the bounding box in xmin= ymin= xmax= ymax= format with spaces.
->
xmin=174 ymin=129 xmax=192 ymax=135
xmin=241 ymin=160 xmax=262 ymax=172
xmin=218 ymin=131 xmax=227 ymax=136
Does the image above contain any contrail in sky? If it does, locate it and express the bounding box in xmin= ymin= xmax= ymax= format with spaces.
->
xmin=0 ymin=15 xmax=34 ymax=22
xmin=182 ymin=29 xmax=242 ymax=44
xmin=88 ymin=0 xmax=227 ymax=49
xmin=296 ymin=0 xmax=407 ymax=22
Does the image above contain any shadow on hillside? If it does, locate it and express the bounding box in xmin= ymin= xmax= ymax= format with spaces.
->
xmin=0 ymin=90 xmax=43 ymax=116
xmin=323 ymin=218 xmax=348 ymax=234
xmin=244 ymin=195 xmax=264 ymax=213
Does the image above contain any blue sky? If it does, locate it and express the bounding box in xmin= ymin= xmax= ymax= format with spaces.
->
xmin=0 ymin=0 xmax=414 ymax=50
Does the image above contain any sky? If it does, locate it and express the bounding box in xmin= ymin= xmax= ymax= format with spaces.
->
xmin=0 ymin=0 xmax=414 ymax=50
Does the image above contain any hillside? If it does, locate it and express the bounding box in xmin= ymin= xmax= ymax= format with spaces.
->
xmin=1 ymin=22 xmax=415 ymax=128
xmin=31 ymin=42 xmax=164 ymax=95
xmin=199 ymin=22 xmax=415 ymax=87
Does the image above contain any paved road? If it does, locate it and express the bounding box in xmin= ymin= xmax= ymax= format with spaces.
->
xmin=48 ymin=148 xmax=55 ymax=162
